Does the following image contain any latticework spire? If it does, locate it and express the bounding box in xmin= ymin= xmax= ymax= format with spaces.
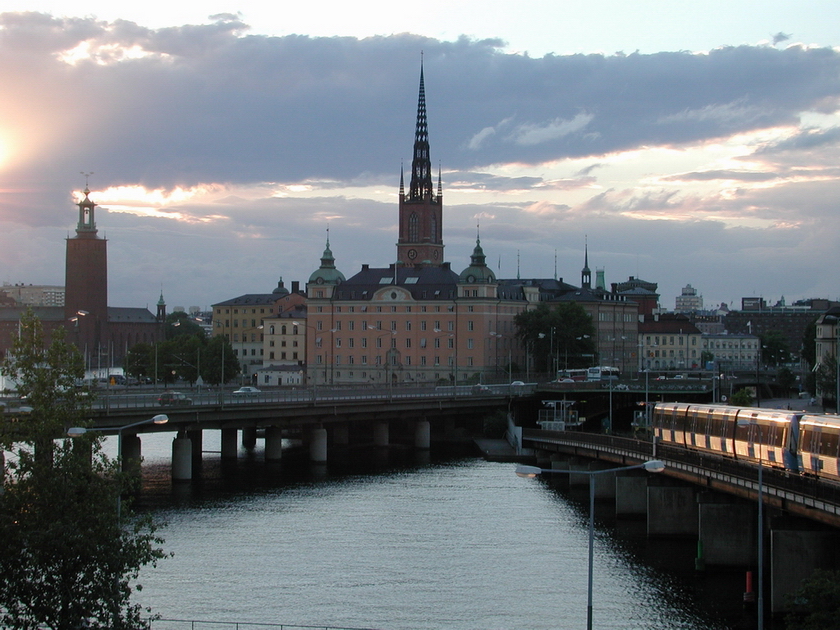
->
xmin=408 ymin=61 xmax=433 ymax=201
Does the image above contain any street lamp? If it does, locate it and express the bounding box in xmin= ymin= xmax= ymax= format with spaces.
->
xmin=67 ymin=414 xmax=169 ymax=521
xmin=736 ymin=419 xmax=765 ymax=629
xmin=516 ymin=460 xmax=666 ymax=630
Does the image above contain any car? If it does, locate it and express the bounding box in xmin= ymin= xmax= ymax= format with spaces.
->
xmin=158 ymin=391 xmax=193 ymax=406
xmin=233 ymin=386 xmax=262 ymax=395
xmin=510 ymin=381 xmax=525 ymax=387
xmin=472 ymin=384 xmax=491 ymax=394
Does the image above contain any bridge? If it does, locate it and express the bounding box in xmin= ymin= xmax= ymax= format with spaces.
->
xmin=64 ymin=384 xmax=523 ymax=480
xmin=519 ymin=427 xmax=840 ymax=616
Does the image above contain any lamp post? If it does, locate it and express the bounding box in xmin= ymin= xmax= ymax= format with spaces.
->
xmin=67 ymin=414 xmax=169 ymax=521
xmin=516 ymin=460 xmax=666 ymax=630
xmin=736 ymin=419 xmax=765 ymax=630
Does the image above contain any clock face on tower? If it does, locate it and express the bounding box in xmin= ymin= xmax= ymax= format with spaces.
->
xmin=433 ymin=249 xmax=440 ymax=260
xmin=407 ymin=248 xmax=418 ymax=260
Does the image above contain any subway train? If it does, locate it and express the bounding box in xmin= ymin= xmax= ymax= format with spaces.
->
xmin=652 ymin=402 xmax=840 ymax=482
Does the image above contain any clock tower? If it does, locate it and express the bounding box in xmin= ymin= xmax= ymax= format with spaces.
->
xmin=397 ymin=62 xmax=444 ymax=267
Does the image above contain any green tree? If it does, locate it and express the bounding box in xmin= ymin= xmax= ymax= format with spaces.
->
xmin=125 ymin=342 xmax=154 ymax=382
xmin=785 ymin=569 xmax=840 ymax=630
xmin=761 ymin=330 xmax=791 ymax=367
xmin=730 ymin=388 xmax=755 ymax=406
xmin=514 ymin=303 xmax=596 ymax=374
xmin=801 ymin=318 xmax=818 ymax=369
xmin=0 ymin=311 xmax=166 ymax=629
xmin=815 ymin=355 xmax=838 ymax=409
xmin=777 ymin=366 xmax=797 ymax=396
xmin=165 ymin=311 xmax=205 ymax=341
xmin=201 ymin=334 xmax=239 ymax=386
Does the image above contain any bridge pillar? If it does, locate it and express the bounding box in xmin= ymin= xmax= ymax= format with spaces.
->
xmin=568 ymin=461 xmax=590 ymax=487
xmin=121 ymin=434 xmax=142 ymax=475
xmin=265 ymin=426 xmax=283 ymax=462
xmin=615 ymin=474 xmax=649 ymax=515
xmin=187 ymin=429 xmax=203 ymax=473
xmin=414 ymin=420 xmax=430 ymax=449
xmin=309 ymin=428 xmax=328 ymax=463
xmin=771 ymin=524 xmax=840 ymax=613
xmin=242 ymin=426 xmax=257 ymax=450
xmin=697 ymin=494 xmax=755 ymax=566
xmin=333 ymin=423 xmax=350 ymax=446
xmin=647 ymin=483 xmax=697 ymax=537
xmin=590 ymin=464 xmax=617 ymax=500
xmin=221 ymin=428 xmax=238 ymax=459
xmin=373 ymin=421 xmax=389 ymax=447
xmin=172 ymin=432 xmax=192 ymax=482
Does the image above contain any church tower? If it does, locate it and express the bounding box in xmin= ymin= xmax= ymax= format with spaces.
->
xmin=397 ymin=61 xmax=444 ymax=267
xmin=65 ymin=183 xmax=108 ymax=352
xmin=581 ymin=239 xmax=591 ymax=289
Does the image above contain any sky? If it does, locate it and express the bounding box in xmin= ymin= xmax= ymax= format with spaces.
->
xmin=1 ymin=2 xmax=840 ymax=312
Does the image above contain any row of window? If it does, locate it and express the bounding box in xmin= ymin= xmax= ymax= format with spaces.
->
xmin=325 ymin=320 xmax=477 ymax=332
xmin=315 ymin=355 xmax=477 ymax=367
xmin=333 ymin=337 xmax=469 ymax=349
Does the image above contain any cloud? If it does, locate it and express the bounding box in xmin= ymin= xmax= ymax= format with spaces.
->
xmin=1 ymin=12 xmax=840 ymax=310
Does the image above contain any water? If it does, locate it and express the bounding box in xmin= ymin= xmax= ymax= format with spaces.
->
xmin=123 ymin=432 xmax=748 ymax=630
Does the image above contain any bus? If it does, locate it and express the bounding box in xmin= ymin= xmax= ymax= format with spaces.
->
xmin=556 ymin=368 xmax=588 ymax=382
xmin=586 ymin=366 xmax=620 ymax=381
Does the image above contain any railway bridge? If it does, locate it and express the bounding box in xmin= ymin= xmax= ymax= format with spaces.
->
xmin=520 ymin=428 xmax=840 ymax=615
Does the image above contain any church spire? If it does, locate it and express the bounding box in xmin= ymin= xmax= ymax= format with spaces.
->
xmin=581 ymin=237 xmax=592 ymax=289
xmin=408 ymin=59 xmax=433 ymax=201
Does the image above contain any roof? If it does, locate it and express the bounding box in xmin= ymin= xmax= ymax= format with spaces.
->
xmin=333 ymin=264 xmax=460 ymax=301
xmin=108 ymin=307 xmax=157 ymax=323
xmin=212 ymin=294 xmax=283 ymax=308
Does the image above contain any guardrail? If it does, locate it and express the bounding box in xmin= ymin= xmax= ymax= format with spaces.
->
xmin=150 ymin=619 xmax=381 ymax=630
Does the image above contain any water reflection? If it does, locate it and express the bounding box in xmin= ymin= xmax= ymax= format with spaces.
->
xmin=128 ymin=432 xmax=742 ymax=630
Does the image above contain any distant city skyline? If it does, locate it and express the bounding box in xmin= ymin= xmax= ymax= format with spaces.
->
xmin=1 ymin=4 xmax=839 ymax=310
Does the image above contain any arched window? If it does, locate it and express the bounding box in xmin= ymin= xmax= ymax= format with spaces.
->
xmin=430 ymin=215 xmax=437 ymax=242
xmin=281 ymin=325 xmax=287 ymax=335
xmin=409 ymin=213 xmax=419 ymax=242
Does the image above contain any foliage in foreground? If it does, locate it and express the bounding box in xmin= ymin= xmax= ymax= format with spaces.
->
xmin=0 ymin=310 xmax=167 ymax=629
xmin=785 ymin=569 xmax=840 ymax=630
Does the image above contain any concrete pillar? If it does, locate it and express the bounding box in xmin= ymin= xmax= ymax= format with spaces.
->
xmin=242 ymin=426 xmax=257 ymax=450
xmin=333 ymin=423 xmax=350 ymax=446
xmin=120 ymin=434 xmax=142 ymax=474
xmin=265 ymin=426 xmax=283 ymax=462
xmin=771 ymin=528 xmax=840 ymax=613
xmin=172 ymin=432 xmax=193 ymax=482
xmin=221 ymin=428 xmax=238 ymax=459
xmin=414 ymin=420 xmax=430 ymax=450
xmin=592 ymin=467 xmax=617 ymax=500
xmin=374 ymin=421 xmax=389 ymax=447
xmin=568 ymin=462 xmax=590 ymax=487
xmin=187 ymin=429 xmax=203 ymax=472
xmin=615 ymin=475 xmax=649 ymax=515
xmin=309 ymin=428 xmax=328 ymax=463
xmin=647 ymin=484 xmax=698 ymax=537
xmin=697 ymin=495 xmax=755 ymax=566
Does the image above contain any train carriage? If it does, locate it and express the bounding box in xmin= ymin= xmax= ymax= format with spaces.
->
xmin=685 ymin=404 xmax=739 ymax=455
xmin=798 ymin=414 xmax=840 ymax=481
xmin=653 ymin=402 xmax=691 ymax=446
xmin=731 ymin=408 xmax=799 ymax=471
xmin=653 ymin=402 xmax=801 ymax=473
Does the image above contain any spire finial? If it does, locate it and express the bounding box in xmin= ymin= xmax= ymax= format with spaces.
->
xmin=399 ymin=160 xmax=405 ymax=196
xmin=80 ymin=171 xmax=94 ymax=193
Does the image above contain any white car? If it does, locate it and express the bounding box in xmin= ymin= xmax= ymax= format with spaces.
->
xmin=233 ymin=386 xmax=261 ymax=395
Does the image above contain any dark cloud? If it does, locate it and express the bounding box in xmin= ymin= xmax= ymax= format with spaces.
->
xmin=1 ymin=12 xmax=840 ymax=309
xmin=2 ymin=13 xmax=839 ymax=193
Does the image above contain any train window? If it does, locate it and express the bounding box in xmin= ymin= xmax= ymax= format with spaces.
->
xmin=822 ymin=431 xmax=839 ymax=457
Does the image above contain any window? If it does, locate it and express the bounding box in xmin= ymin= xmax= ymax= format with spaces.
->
xmin=336 ymin=338 xmax=342 ymax=348
xmin=467 ymin=321 xmax=474 ymax=331
xmin=405 ymin=321 xmax=412 ymax=331
xmin=349 ymin=338 xmax=355 ymax=348
xmin=421 ymin=321 xmax=427 ymax=331
xmin=467 ymin=339 xmax=474 ymax=349
xmin=448 ymin=321 xmax=454 ymax=331
xmin=405 ymin=339 xmax=412 ymax=348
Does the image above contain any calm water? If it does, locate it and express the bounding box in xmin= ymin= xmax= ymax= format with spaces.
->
xmin=121 ymin=432 xmax=750 ymax=630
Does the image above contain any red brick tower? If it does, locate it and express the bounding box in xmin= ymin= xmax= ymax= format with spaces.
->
xmin=65 ymin=185 xmax=108 ymax=355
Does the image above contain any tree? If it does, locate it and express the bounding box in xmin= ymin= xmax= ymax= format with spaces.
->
xmin=0 ymin=310 xmax=166 ymax=629
xmin=514 ymin=303 xmax=596 ymax=374
xmin=760 ymin=330 xmax=791 ymax=367
xmin=165 ymin=311 xmax=205 ymax=341
xmin=201 ymin=334 xmax=239 ymax=386
xmin=730 ymin=388 xmax=755 ymax=406
xmin=777 ymin=366 xmax=797 ymax=396
xmin=785 ymin=569 xmax=840 ymax=630
xmin=815 ymin=355 xmax=838 ymax=409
